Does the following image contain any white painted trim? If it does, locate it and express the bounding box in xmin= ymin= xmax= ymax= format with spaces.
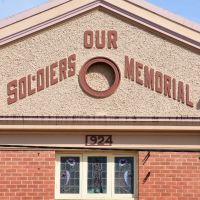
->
xmin=0 ymin=125 xmax=200 ymax=132
xmin=82 ymin=154 xmax=112 ymax=199
xmin=111 ymin=154 xmax=138 ymax=199
xmin=0 ymin=0 xmax=199 ymax=32
xmin=55 ymin=154 xmax=83 ymax=199
xmin=55 ymin=152 xmax=138 ymax=199
xmin=0 ymin=0 xmax=92 ymax=28
xmin=125 ymin=0 xmax=200 ymax=32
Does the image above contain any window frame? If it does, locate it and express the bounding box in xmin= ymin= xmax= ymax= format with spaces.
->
xmin=55 ymin=151 xmax=138 ymax=200
xmin=55 ymin=154 xmax=83 ymax=199
xmin=111 ymin=154 xmax=137 ymax=199
xmin=82 ymin=153 xmax=112 ymax=199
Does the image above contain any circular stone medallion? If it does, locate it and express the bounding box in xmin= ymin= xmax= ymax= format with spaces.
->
xmin=79 ymin=57 xmax=121 ymax=98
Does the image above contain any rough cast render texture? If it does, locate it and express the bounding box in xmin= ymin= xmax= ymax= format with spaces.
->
xmin=0 ymin=151 xmax=55 ymax=200
xmin=0 ymin=9 xmax=200 ymax=116
xmin=139 ymin=151 xmax=200 ymax=200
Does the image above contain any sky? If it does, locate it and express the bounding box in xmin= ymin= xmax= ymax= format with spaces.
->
xmin=0 ymin=0 xmax=200 ymax=24
xmin=147 ymin=0 xmax=200 ymax=23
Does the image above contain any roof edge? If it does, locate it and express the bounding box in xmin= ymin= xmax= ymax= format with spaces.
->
xmin=0 ymin=0 xmax=73 ymax=28
xmin=126 ymin=0 xmax=200 ymax=33
xmin=0 ymin=0 xmax=199 ymax=33
xmin=0 ymin=115 xmax=200 ymax=122
xmin=0 ymin=0 xmax=199 ymax=49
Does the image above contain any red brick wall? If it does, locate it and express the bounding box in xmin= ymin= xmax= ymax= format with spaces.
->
xmin=0 ymin=150 xmax=55 ymax=200
xmin=139 ymin=151 xmax=200 ymax=200
xmin=1 ymin=150 xmax=199 ymax=200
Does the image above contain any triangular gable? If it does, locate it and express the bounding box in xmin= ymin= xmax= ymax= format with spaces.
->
xmin=0 ymin=0 xmax=200 ymax=123
xmin=0 ymin=0 xmax=200 ymax=49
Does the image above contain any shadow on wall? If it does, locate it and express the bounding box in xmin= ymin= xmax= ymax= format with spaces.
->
xmin=196 ymin=100 xmax=200 ymax=110
xmin=142 ymin=152 xmax=151 ymax=184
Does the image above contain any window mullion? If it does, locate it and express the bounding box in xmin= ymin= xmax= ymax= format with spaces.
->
xmin=56 ymin=152 xmax=137 ymax=199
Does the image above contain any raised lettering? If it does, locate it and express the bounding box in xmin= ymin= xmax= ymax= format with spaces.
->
xmin=124 ymin=56 xmax=134 ymax=81
xmin=28 ymin=74 xmax=36 ymax=96
xmin=108 ymin=30 xmax=117 ymax=49
xmin=177 ymin=81 xmax=184 ymax=104
xmin=155 ymin=71 xmax=163 ymax=94
xmin=186 ymin=84 xmax=193 ymax=107
xmin=172 ymin=78 xmax=176 ymax=100
xmin=84 ymin=30 xmax=93 ymax=49
xmin=144 ymin=66 xmax=154 ymax=90
xmin=59 ymin=58 xmax=67 ymax=81
xmin=164 ymin=75 xmax=171 ymax=98
xmin=19 ymin=77 xmax=26 ymax=99
xmin=50 ymin=62 xmax=58 ymax=85
xmin=46 ymin=66 xmax=50 ymax=88
xmin=7 ymin=80 xmax=17 ymax=105
xmin=136 ymin=62 xmax=143 ymax=85
xmin=96 ymin=30 xmax=106 ymax=49
xmin=68 ymin=54 xmax=76 ymax=77
xmin=37 ymin=69 xmax=45 ymax=92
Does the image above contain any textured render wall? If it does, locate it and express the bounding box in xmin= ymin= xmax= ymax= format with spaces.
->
xmin=0 ymin=9 xmax=200 ymax=116
xmin=139 ymin=151 xmax=200 ymax=200
xmin=0 ymin=151 xmax=55 ymax=200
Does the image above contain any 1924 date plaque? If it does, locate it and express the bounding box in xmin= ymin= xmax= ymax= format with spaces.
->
xmin=86 ymin=135 xmax=113 ymax=146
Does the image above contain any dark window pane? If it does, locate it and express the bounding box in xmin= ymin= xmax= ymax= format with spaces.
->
xmin=60 ymin=157 xmax=80 ymax=194
xmin=115 ymin=157 xmax=134 ymax=194
xmin=87 ymin=156 xmax=107 ymax=194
